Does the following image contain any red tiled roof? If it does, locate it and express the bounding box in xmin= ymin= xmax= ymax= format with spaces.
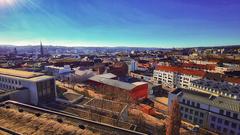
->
xmin=156 ymin=65 xmax=206 ymax=77
xmin=182 ymin=63 xmax=216 ymax=70
xmin=225 ymin=77 xmax=240 ymax=84
xmin=138 ymin=63 xmax=151 ymax=68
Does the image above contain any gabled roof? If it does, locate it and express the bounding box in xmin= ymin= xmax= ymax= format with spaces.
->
xmin=89 ymin=76 xmax=136 ymax=90
xmin=89 ymin=74 xmax=147 ymax=91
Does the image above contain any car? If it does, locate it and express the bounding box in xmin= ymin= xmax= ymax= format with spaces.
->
xmin=191 ymin=125 xmax=200 ymax=132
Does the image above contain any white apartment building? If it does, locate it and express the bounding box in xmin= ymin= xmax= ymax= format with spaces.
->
xmin=0 ymin=68 xmax=56 ymax=105
xmin=126 ymin=59 xmax=138 ymax=72
xmin=45 ymin=65 xmax=72 ymax=79
xmin=153 ymin=66 xmax=205 ymax=89
xmin=169 ymin=89 xmax=240 ymax=135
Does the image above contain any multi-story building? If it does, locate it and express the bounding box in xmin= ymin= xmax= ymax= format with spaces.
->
xmin=0 ymin=68 xmax=56 ymax=105
xmin=45 ymin=65 xmax=73 ymax=80
xmin=129 ymin=71 xmax=153 ymax=83
xmin=88 ymin=74 xmax=148 ymax=101
xmin=169 ymin=89 xmax=240 ymax=135
xmin=126 ymin=59 xmax=138 ymax=72
xmin=153 ymin=65 xmax=206 ymax=89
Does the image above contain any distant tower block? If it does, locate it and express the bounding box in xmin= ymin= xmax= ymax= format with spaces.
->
xmin=40 ymin=41 xmax=44 ymax=56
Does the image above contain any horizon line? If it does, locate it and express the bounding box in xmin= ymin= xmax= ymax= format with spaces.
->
xmin=0 ymin=44 xmax=240 ymax=49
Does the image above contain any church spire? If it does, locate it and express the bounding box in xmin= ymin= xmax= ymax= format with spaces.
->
xmin=40 ymin=41 xmax=44 ymax=56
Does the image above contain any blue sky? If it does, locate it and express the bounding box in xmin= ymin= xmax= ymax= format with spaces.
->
xmin=0 ymin=0 xmax=240 ymax=47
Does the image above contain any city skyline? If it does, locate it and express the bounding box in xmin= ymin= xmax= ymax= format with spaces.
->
xmin=0 ymin=0 xmax=240 ymax=47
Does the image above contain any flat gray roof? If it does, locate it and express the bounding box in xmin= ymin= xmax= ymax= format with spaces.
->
xmin=0 ymin=68 xmax=54 ymax=82
xmin=0 ymin=68 xmax=43 ymax=79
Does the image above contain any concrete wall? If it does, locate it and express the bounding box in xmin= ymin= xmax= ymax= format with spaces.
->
xmin=9 ymin=90 xmax=30 ymax=104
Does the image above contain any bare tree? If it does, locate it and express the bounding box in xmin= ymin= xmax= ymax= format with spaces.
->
xmin=166 ymin=99 xmax=181 ymax=135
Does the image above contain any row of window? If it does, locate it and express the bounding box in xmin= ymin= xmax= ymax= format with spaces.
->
xmin=0 ymin=83 xmax=17 ymax=90
xmin=219 ymin=109 xmax=239 ymax=119
xmin=181 ymin=113 xmax=204 ymax=125
xmin=182 ymin=99 xmax=201 ymax=108
xmin=181 ymin=107 xmax=204 ymax=116
xmin=181 ymin=106 xmax=204 ymax=117
xmin=210 ymin=123 xmax=240 ymax=135
xmin=0 ymin=77 xmax=21 ymax=85
xmin=211 ymin=116 xmax=240 ymax=129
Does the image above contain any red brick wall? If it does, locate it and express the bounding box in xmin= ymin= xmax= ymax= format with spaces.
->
xmin=88 ymin=80 xmax=148 ymax=101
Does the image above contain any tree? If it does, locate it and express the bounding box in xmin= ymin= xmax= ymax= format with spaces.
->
xmin=166 ymin=99 xmax=181 ymax=135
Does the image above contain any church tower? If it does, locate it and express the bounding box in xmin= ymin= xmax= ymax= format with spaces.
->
xmin=40 ymin=41 xmax=44 ymax=56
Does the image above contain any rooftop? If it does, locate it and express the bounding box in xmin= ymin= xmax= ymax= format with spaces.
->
xmin=89 ymin=75 xmax=136 ymax=90
xmin=0 ymin=68 xmax=44 ymax=79
xmin=96 ymin=73 xmax=117 ymax=79
xmin=156 ymin=65 xmax=206 ymax=77
xmin=191 ymin=79 xmax=240 ymax=99
xmin=0 ymin=100 xmax=145 ymax=135
xmin=182 ymin=63 xmax=216 ymax=71
xmin=0 ymin=103 xmax=95 ymax=135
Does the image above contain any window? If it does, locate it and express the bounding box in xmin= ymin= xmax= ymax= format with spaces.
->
xmin=210 ymin=123 xmax=215 ymax=128
xmin=217 ymin=118 xmax=222 ymax=124
xmin=184 ymin=114 xmax=188 ymax=119
xmin=195 ymin=111 xmax=199 ymax=116
xmin=191 ymin=102 xmax=195 ymax=107
xmin=182 ymin=99 xmax=185 ymax=103
xmin=231 ymin=123 xmax=237 ymax=129
xmin=185 ymin=108 xmax=189 ymax=113
xmin=233 ymin=113 xmax=238 ymax=119
xmin=230 ymin=130 xmax=235 ymax=135
xmin=189 ymin=116 xmax=192 ymax=120
xmin=194 ymin=118 xmax=198 ymax=123
xmin=223 ymin=128 xmax=228 ymax=133
xmin=226 ymin=111 xmax=231 ymax=117
xmin=197 ymin=103 xmax=200 ymax=108
xmin=187 ymin=100 xmax=190 ymax=105
xmin=180 ymin=106 xmax=184 ymax=111
xmin=211 ymin=116 xmax=216 ymax=122
xmin=200 ymin=112 xmax=204 ymax=118
xmin=219 ymin=109 xmax=224 ymax=115
xmin=224 ymin=120 xmax=229 ymax=126
xmin=190 ymin=109 xmax=193 ymax=114
xmin=217 ymin=126 xmax=221 ymax=131
xmin=199 ymin=119 xmax=203 ymax=124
